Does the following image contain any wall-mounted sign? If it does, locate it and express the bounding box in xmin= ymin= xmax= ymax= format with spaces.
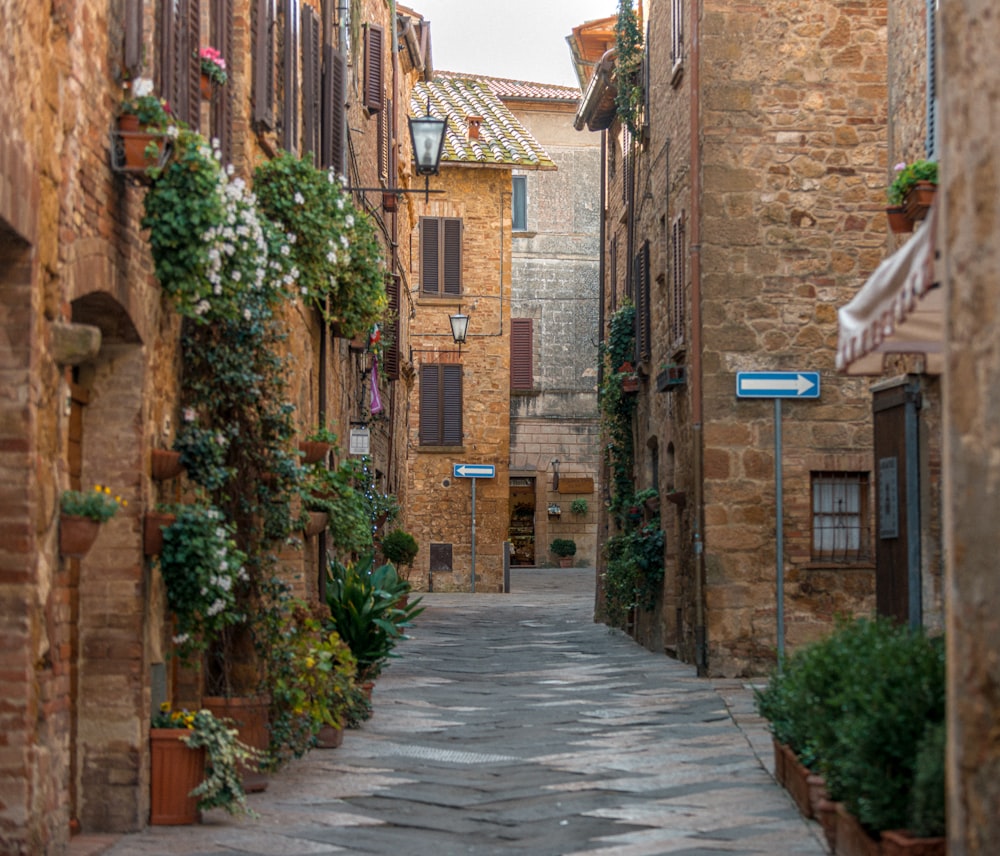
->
xmin=349 ymin=426 xmax=370 ymax=456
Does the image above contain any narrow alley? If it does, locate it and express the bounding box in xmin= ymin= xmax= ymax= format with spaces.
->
xmin=75 ymin=570 xmax=826 ymax=856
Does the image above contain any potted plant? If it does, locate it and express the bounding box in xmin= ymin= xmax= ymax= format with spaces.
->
xmin=570 ymin=498 xmax=589 ymax=516
xmin=550 ymin=538 xmax=577 ymax=568
xmin=59 ymin=485 xmax=125 ymax=558
xmin=299 ymin=424 xmax=337 ymax=464
xmin=380 ymin=528 xmax=419 ymax=574
xmin=150 ymin=704 xmax=261 ymax=823
xmin=198 ymin=46 xmax=227 ymax=99
xmin=116 ymin=78 xmax=174 ymax=172
xmin=887 ymin=159 xmax=938 ymax=229
xmin=151 ymin=447 xmax=184 ymax=481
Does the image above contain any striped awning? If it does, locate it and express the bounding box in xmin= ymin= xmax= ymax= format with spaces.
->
xmin=836 ymin=205 xmax=941 ymax=375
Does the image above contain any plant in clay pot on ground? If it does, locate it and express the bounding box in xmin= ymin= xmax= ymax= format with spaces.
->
xmin=379 ymin=528 xmax=419 ymax=579
xmin=550 ymin=538 xmax=577 ymax=567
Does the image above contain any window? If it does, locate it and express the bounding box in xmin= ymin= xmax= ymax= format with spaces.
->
xmin=281 ymin=0 xmax=300 ymax=153
xmin=321 ymin=44 xmax=346 ymax=171
xmin=420 ymin=217 xmax=462 ymax=296
xmin=419 ymin=364 xmax=462 ymax=446
xmin=811 ymin=472 xmax=872 ymax=563
xmin=512 ymin=175 xmax=527 ymax=232
xmin=160 ymin=0 xmax=201 ymax=128
xmin=510 ymin=318 xmax=533 ymax=390
xmin=670 ymin=0 xmax=685 ymax=82
xmin=209 ymin=0 xmax=236 ymax=163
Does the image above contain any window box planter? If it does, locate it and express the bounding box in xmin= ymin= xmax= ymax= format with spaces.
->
xmin=59 ymin=515 xmax=102 ymax=559
xmin=149 ymin=728 xmax=205 ymax=825
xmin=621 ymin=375 xmax=640 ymax=393
xmin=151 ymin=449 xmax=184 ymax=481
xmin=111 ymin=115 xmax=172 ymax=178
xmin=880 ymin=829 xmax=946 ymax=856
xmin=903 ymin=181 xmax=936 ymax=222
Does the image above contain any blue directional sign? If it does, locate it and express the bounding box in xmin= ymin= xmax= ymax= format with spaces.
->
xmin=453 ymin=463 xmax=496 ymax=479
xmin=736 ymin=371 xmax=820 ymax=399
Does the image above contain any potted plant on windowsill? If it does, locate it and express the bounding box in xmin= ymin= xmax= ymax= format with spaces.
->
xmin=198 ymin=46 xmax=227 ymax=99
xmin=114 ymin=78 xmax=174 ymax=175
xmin=887 ymin=159 xmax=938 ymax=232
xmin=550 ymin=538 xmax=577 ymax=568
xmin=59 ymin=485 xmax=125 ymax=558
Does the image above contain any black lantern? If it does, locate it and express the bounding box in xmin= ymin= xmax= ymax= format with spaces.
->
xmin=408 ymin=102 xmax=447 ymax=201
xmin=449 ymin=312 xmax=470 ymax=345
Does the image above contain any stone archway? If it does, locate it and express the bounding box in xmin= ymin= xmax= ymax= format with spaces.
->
xmin=69 ymin=292 xmax=149 ymax=832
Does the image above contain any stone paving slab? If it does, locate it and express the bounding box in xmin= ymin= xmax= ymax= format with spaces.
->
xmin=71 ymin=568 xmax=825 ymax=856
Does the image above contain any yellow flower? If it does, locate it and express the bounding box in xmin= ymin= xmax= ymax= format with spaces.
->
xmin=304 ymin=656 xmax=316 ymax=669
xmin=159 ymin=701 xmax=171 ymax=712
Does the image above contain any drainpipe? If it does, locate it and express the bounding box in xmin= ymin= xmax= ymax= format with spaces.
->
xmin=386 ymin=0 xmax=398 ymax=493
xmin=690 ymin=0 xmax=708 ymax=677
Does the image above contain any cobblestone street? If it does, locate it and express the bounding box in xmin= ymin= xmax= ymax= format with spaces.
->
xmin=73 ymin=568 xmax=826 ymax=855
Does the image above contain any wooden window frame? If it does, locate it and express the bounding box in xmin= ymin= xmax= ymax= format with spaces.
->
xmin=634 ymin=240 xmax=651 ymax=362
xmin=512 ymin=175 xmax=527 ymax=232
xmin=160 ymin=0 xmax=201 ymax=129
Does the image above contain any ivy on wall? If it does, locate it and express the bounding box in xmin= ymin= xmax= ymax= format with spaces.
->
xmin=615 ymin=0 xmax=644 ymax=138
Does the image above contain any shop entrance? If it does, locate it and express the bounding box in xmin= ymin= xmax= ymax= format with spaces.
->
xmin=509 ymin=477 xmax=536 ymax=566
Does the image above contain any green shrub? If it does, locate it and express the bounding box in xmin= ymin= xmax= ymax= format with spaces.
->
xmin=909 ymin=720 xmax=946 ymax=838
xmin=550 ymin=538 xmax=577 ymax=557
xmin=381 ymin=529 xmax=419 ymax=567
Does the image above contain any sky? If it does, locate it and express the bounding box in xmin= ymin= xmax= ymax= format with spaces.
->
xmin=407 ymin=0 xmax=617 ymax=89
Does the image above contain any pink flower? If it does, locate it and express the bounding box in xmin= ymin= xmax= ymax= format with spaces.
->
xmin=199 ymin=46 xmax=226 ymax=71
xmin=894 ymin=162 xmax=907 ymax=172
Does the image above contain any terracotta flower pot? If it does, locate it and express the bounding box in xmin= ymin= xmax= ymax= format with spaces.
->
xmin=59 ymin=515 xmax=101 ymax=559
xmin=144 ymin=511 xmax=177 ymax=557
xmin=886 ymin=206 xmax=915 ymax=235
xmin=302 ymin=510 xmax=329 ymax=537
xmin=559 ymin=557 xmax=573 ymax=568
xmin=881 ymin=829 xmax=946 ymax=856
xmin=835 ymin=802 xmax=882 ymax=856
xmin=903 ymin=181 xmax=936 ymax=222
xmin=149 ymin=728 xmax=205 ymax=825
xmin=315 ymin=723 xmax=344 ymax=748
xmin=117 ymin=113 xmax=161 ymax=170
xmin=201 ymin=695 xmax=269 ymax=793
xmin=151 ymin=449 xmax=184 ymax=481
xmin=200 ymin=72 xmax=212 ymax=100
xmin=298 ymin=440 xmax=331 ymax=464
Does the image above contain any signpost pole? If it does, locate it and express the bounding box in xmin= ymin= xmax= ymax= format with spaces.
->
xmin=470 ymin=476 xmax=477 ymax=593
xmin=774 ymin=398 xmax=785 ymax=670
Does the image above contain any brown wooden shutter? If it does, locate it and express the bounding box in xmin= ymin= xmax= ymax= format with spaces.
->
xmin=441 ymin=365 xmax=463 ymax=446
xmin=636 ymin=240 xmax=651 ymax=361
xmin=420 ymin=217 xmax=440 ymax=294
xmin=301 ymin=3 xmax=320 ymax=164
xmin=254 ymin=0 xmax=276 ymax=128
xmin=419 ymin=364 xmax=440 ymax=445
xmin=384 ymin=274 xmax=400 ymax=380
xmin=185 ymin=0 xmax=201 ymax=129
xmin=378 ymin=96 xmax=391 ymax=181
xmin=281 ymin=0 xmax=299 ymax=153
xmin=321 ymin=45 xmax=346 ymax=171
xmin=510 ymin=319 xmax=533 ymax=390
xmin=210 ymin=0 xmax=234 ymax=163
xmin=442 ymin=218 xmax=462 ymax=295
xmin=124 ymin=0 xmax=143 ymax=77
xmin=364 ymin=24 xmax=384 ymax=113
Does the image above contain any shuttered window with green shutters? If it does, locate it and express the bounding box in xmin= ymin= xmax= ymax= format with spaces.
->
xmin=510 ymin=318 xmax=533 ymax=391
xmin=420 ymin=217 xmax=462 ymax=296
xmin=419 ymin=364 xmax=462 ymax=446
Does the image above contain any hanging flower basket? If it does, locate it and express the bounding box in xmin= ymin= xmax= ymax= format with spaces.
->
xmin=302 ymin=510 xmax=329 ymax=537
xmin=886 ymin=206 xmax=915 ymax=235
xmin=144 ymin=511 xmax=178 ymax=557
xmin=151 ymin=449 xmax=184 ymax=481
xmin=59 ymin=515 xmax=102 ymax=559
xmin=111 ymin=115 xmax=172 ymax=180
xmin=149 ymin=728 xmax=205 ymax=825
xmin=298 ymin=440 xmax=331 ymax=464
xmin=903 ymin=181 xmax=936 ymax=222
xmin=622 ymin=375 xmax=640 ymax=393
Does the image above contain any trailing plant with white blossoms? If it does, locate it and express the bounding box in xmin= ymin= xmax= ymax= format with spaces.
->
xmin=158 ymin=502 xmax=249 ymax=661
xmin=254 ymin=151 xmax=388 ymax=337
xmin=142 ymin=130 xmax=296 ymax=323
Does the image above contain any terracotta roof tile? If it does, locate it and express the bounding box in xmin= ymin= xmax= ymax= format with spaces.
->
xmin=412 ymin=77 xmax=557 ymax=170
xmin=436 ymin=70 xmax=581 ymax=102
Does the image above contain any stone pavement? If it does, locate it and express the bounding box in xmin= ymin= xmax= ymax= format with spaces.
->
xmin=72 ymin=568 xmax=826 ymax=856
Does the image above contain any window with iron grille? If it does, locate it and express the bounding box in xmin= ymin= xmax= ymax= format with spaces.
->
xmin=670 ymin=213 xmax=686 ymax=346
xmin=811 ymin=472 xmax=872 ymax=563
xmin=512 ymin=175 xmax=527 ymax=232
xmin=420 ymin=217 xmax=462 ymax=296
xmin=670 ymin=0 xmax=685 ymax=80
xmin=419 ymin=364 xmax=462 ymax=446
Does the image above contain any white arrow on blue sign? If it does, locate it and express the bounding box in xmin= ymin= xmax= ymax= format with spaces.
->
xmin=736 ymin=371 xmax=820 ymax=399
xmin=453 ymin=463 xmax=496 ymax=478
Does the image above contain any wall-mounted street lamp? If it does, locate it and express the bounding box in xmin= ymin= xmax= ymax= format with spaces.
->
xmin=449 ymin=311 xmax=470 ymax=345
xmin=551 ymin=458 xmax=560 ymax=491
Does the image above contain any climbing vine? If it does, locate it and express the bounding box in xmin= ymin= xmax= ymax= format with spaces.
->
xmin=615 ymin=0 xmax=644 ymax=137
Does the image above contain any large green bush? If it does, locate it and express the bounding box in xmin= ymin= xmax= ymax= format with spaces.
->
xmin=755 ymin=617 xmax=945 ymax=835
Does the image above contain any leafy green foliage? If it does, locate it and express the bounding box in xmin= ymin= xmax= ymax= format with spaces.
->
xmin=60 ymin=485 xmax=124 ymax=522
xmin=754 ymin=617 xmax=945 ymax=834
xmin=602 ymin=520 xmax=665 ymax=627
xmin=570 ymin=498 xmax=589 ymax=515
xmin=614 ymin=0 xmax=644 ymax=137
xmin=324 ymin=556 xmax=424 ymax=681
xmin=909 ymin=720 xmax=946 ymax=838
xmin=173 ymin=420 xmax=233 ymax=490
xmin=550 ymin=538 xmax=577 ymax=557
xmin=600 ymin=302 xmax=638 ymax=523
xmin=181 ymin=708 xmax=261 ymax=816
xmin=380 ymin=529 xmax=419 ymax=567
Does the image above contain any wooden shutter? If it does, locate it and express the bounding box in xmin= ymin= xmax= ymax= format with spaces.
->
xmin=160 ymin=0 xmax=199 ymax=129
xmin=419 ymin=364 xmax=462 ymax=446
xmin=442 ymin=218 xmax=462 ymax=295
xmin=420 ymin=217 xmax=440 ymax=294
xmin=211 ymin=0 xmax=234 ymax=163
xmin=510 ymin=318 xmax=533 ymax=390
xmin=321 ymin=45 xmax=346 ymax=171
xmin=419 ymin=364 xmax=440 ymax=445
xmin=364 ymin=24 xmax=384 ymax=113
xmin=254 ymin=0 xmax=276 ymax=128
xmin=384 ymin=274 xmax=400 ymax=380
xmin=185 ymin=0 xmax=201 ymax=128
xmin=635 ymin=241 xmax=651 ymax=361
xmin=124 ymin=0 xmax=143 ymax=77
xmin=671 ymin=213 xmax=686 ymax=345
xmin=441 ymin=365 xmax=463 ymax=446
xmin=378 ymin=96 xmax=392 ymax=181
xmin=301 ymin=3 xmax=320 ymax=164
xmin=282 ymin=0 xmax=299 ymax=153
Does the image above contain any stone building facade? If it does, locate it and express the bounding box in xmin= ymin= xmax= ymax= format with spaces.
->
xmin=0 ymin=0 xmax=425 ymax=850
xmin=403 ymin=76 xmax=555 ymax=593
xmin=573 ymin=0 xmax=889 ymax=676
